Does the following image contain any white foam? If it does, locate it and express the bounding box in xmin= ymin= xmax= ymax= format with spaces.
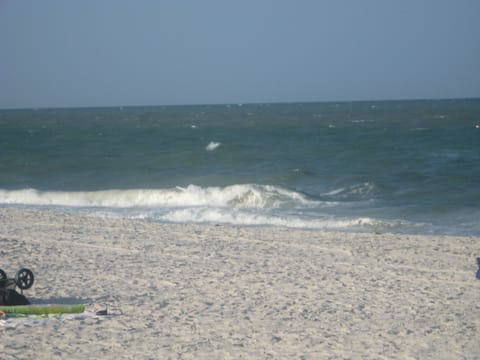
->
xmin=0 ymin=186 xmax=406 ymax=231
xmin=322 ymin=182 xmax=378 ymax=198
xmin=0 ymin=185 xmax=319 ymax=209
xmin=206 ymin=142 xmax=221 ymax=151
xmin=158 ymin=207 xmax=386 ymax=230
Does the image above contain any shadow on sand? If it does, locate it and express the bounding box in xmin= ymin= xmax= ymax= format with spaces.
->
xmin=29 ymin=296 xmax=92 ymax=305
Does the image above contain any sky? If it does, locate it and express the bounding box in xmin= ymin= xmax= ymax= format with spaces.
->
xmin=1 ymin=0 xmax=479 ymax=109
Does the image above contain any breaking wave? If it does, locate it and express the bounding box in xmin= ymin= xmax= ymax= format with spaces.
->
xmin=0 ymin=184 xmax=318 ymax=209
xmin=0 ymin=184 xmax=421 ymax=232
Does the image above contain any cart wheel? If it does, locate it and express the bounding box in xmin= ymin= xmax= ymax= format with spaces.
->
xmin=0 ymin=269 xmax=7 ymax=280
xmin=16 ymin=268 xmax=34 ymax=290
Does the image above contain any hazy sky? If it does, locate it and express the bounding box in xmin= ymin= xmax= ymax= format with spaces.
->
xmin=1 ymin=0 xmax=479 ymax=109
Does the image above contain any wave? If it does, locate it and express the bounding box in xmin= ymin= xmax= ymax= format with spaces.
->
xmin=0 ymin=184 xmax=320 ymax=209
xmin=0 ymin=185 xmax=423 ymax=232
xmin=321 ymin=182 xmax=380 ymax=200
xmin=154 ymin=208 xmax=400 ymax=230
xmin=85 ymin=206 xmax=414 ymax=232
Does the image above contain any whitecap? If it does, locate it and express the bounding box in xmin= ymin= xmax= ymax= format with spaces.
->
xmin=322 ymin=182 xmax=379 ymax=198
xmin=206 ymin=142 xmax=221 ymax=151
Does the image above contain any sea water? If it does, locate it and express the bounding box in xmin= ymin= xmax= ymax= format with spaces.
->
xmin=1 ymin=99 xmax=479 ymax=235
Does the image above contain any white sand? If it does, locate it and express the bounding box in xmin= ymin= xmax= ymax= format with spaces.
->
xmin=0 ymin=208 xmax=479 ymax=359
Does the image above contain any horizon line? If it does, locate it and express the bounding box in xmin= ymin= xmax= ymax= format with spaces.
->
xmin=1 ymin=96 xmax=479 ymax=112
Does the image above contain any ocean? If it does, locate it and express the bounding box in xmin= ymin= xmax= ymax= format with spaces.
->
xmin=1 ymin=99 xmax=479 ymax=235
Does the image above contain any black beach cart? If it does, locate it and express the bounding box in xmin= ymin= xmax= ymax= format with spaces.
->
xmin=0 ymin=268 xmax=34 ymax=305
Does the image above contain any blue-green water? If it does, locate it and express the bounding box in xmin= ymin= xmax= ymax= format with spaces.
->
xmin=1 ymin=99 xmax=479 ymax=235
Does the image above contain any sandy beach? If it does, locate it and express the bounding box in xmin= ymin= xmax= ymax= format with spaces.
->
xmin=0 ymin=208 xmax=479 ymax=359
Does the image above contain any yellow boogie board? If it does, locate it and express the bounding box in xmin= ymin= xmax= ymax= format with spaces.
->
xmin=0 ymin=304 xmax=84 ymax=315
